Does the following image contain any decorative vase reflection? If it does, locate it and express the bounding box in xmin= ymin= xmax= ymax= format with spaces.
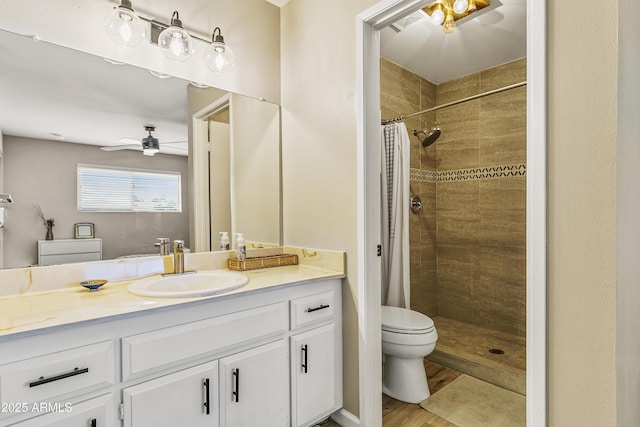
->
xmin=46 ymin=226 xmax=54 ymax=241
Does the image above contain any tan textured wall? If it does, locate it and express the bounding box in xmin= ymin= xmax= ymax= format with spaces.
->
xmin=548 ymin=0 xmax=618 ymax=424
xmin=380 ymin=58 xmax=438 ymax=317
xmin=435 ymin=59 xmax=526 ymax=336
xmin=380 ymin=59 xmax=526 ymax=336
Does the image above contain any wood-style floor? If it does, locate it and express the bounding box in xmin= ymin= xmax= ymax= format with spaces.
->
xmin=382 ymin=360 xmax=460 ymax=426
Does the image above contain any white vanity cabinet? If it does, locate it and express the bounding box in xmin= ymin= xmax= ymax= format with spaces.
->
xmin=289 ymin=290 xmax=342 ymax=427
xmin=7 ymin=394 xmax=114 ymax=427
xmin=0 ymin=278 xmax=342 ymax=427
xmin=219 ymin=340 xmax=289 ymax=426
xmin=122 ymin=361 xmax=219 ymax=427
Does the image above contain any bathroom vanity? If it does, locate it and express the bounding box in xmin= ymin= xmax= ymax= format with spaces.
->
xmin=0 ymin=264 xmax=343 ymax=427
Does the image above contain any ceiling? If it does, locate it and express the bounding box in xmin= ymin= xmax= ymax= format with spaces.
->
xmin=0 ymin=29 xmax=190 ymax=156
xmin=380 ymin=0 xmax=526 ymax=84
xmin=0 ymin=0 xmax=526 ymax=155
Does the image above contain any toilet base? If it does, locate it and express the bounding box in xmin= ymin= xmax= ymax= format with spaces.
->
xmin=382 ymin=355 xmax=430 ymax=404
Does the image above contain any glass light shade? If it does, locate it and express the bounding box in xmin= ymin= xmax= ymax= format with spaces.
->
xmin=158 ymin=26 xmax=194 ymax=61
xmin=203 ymin=42 xmax=236 ymax=74
xmin=430 ymin=7 xmax=445 ymax=26
xmin=453 ymin=0 xmax=469 ymax=14
xmin=104 ymin=6 xmax=146 ymax=47
xmin=443 ymin=14 xmax=456 ymax=34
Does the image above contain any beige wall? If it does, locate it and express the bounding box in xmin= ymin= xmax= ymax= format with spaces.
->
xmin=548 ymin=0 xmax=618 ymax=425
xmin=287 ymin=0 xmax=624 ymax=423
xmin=281 ymin=0 xmax=377 ymax=416
xmin=617 ymin=0 xmax=640 ymax=424
xmin=2 ymin=136 xmax=189 ymax=268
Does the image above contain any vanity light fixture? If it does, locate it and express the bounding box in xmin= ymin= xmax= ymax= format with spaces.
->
xmin=422 ymin=0 xmax=490 ymax=34
xmin=103 ymin=0 xmax=147 ymax=47
xmin=157 ymin=11 xmax=194 ymax=61
xmin=104 ymin=3 xmax=235 ymax=72
xmin=203 ymin=27 xmax=236 ymax=74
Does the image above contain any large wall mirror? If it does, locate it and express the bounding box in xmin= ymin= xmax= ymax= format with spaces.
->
xmin=0 ymin=29 xmax=281 ymax=269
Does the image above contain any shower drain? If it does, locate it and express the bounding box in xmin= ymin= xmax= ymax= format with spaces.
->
xmin=488 ymin=348 xmax=505 ymax=355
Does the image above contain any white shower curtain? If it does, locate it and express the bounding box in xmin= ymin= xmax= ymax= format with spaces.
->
xmin=381 ymin=122 xmax=410 ymax=309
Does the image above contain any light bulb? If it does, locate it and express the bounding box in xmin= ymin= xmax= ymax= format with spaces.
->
xmin=203 ymin=28 xmax=236 ymax=74
xmin=104 ymin=1 xmax=146 ymax=47
xmin=443 ymin=14 xmax=456 ymax=34
xmin=430 ymin=8 xmax=445 ymax=26
xmin=453 ymin=0 xmax=469 ymax=14
xmin=158 ymin=11 xmax=194 ymax=61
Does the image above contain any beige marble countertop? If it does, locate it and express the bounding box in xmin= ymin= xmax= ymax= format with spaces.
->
xmin=0 ymin=264 xmax=344 ymax=341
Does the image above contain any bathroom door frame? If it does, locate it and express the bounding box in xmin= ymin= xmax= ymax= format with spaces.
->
xmin=355 ymin=1 xmax=547 ymax=426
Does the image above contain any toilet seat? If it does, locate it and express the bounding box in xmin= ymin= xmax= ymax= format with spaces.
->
xmin=381 ymin=305 xmax=435 ymax=334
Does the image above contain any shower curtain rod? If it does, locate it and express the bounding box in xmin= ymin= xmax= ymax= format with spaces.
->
xmin=381 ymin=80 xmax=527 ymax=125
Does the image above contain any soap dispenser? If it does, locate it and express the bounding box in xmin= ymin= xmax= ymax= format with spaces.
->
xmin=235 ymin=233 xmax=246 ymax=261
xmin=219 ymin=232 xmax=230 ymax=250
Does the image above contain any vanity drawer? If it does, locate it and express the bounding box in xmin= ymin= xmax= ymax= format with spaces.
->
xmin=0 ymin=341 xmax=114 ymax=405
xmin=121 ymin=302 xmax=288 ymax=380
xmin=290 ymin=290 xmax=336 ymax=330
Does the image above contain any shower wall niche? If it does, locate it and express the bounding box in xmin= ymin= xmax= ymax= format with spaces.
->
xmin=381 ymin=57 xmax=527 ymax=337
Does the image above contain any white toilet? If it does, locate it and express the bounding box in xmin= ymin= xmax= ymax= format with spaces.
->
xmin=381 ymin=305 xmax=438 ymax=404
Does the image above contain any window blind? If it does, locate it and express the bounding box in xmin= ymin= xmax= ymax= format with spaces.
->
xmin=77 ymin=164 xmax=181 ymax=212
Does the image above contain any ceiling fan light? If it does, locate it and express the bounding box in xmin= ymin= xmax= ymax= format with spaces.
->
xmin=158 ymin=11 xmax=194 ymax=61
xmin=453 ymin=0 xmax=469 ymax=14
xmin=104 ymin=0 xmax=146 ymax=47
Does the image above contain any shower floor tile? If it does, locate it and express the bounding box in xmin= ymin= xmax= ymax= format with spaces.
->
xmin=427 ymin=316 xmax=526 ymax=395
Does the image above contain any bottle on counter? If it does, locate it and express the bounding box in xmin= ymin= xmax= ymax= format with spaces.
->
xmin=219 ymin=231 xmax=230 ymax=250
xmin=235 ymin=233 xmax=246 ymax=261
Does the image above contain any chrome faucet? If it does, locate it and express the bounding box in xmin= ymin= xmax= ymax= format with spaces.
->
xmin=161 ymin=239 xmax=195 ymax=277
xmin=173 ymin=240 xmax=185 ymax=274
xmin=155 ymin=237 xmax=170 ymax=255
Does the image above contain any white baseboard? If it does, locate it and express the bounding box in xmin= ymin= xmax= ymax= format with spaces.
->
xmin=331 ymin=408 xmax=360 ymax=427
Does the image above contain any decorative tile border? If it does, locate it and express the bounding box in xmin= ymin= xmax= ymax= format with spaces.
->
xmin=410 ymin=164 xmax=526 ymax=183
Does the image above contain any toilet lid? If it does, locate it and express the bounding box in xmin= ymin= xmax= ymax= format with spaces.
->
xmin=381 ymin=306 xmax=435 ymax=333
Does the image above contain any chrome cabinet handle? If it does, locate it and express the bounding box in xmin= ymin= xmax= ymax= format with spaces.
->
xmin=29 ymin=367 xmax=89 ymax=388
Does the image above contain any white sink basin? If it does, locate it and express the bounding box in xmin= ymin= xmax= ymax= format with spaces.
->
xmin=127 ymin=270 xmax=249 ymax=298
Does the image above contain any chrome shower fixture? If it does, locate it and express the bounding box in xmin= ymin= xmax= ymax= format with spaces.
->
xmin=0 ymin=193 xmax=13 ymax=204
xmin=413 ymin=127 xmax=441 ymax=147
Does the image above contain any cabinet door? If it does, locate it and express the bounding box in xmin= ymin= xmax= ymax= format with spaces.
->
xmin=122 ymin=361 xmax=218 ymax=427
xmin=219 ymin=340 xmax=288 ymax=427
xmin=7 ymin=394 xmax=113 ymax=427
xmin=291 ymin=324 xmax=338 ymax=427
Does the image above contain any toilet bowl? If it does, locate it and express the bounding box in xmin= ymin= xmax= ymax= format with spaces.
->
xmin=381 ymin=305 xmax=438 ymax=404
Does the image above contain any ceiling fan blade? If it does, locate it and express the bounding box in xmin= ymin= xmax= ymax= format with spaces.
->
xmin=159 ymin=140 xmax=189 ymax=145
xmin=100 ymin=144 xmax=140 ymax=152
xmin=118 ymin=137 xmax=140 ymax=144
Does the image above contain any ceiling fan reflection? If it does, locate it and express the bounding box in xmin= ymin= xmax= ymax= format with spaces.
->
xmin=100 ymin=125 xmax=187 ymax=156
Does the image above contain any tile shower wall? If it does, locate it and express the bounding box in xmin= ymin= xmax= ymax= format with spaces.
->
xmin=381 ymin=58 xmax=438 ymax=316
xmin=381 ymin=58 xmax=526 ymax=337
